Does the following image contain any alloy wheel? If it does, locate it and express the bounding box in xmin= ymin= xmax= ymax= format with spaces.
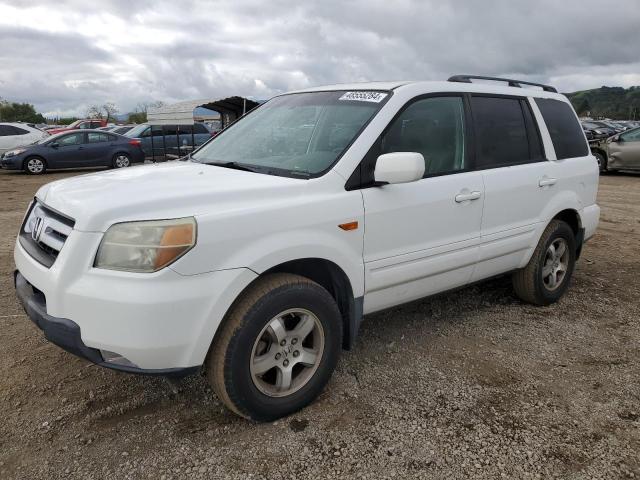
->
xmin=542 ymin=238 xmax=569 ymax=291
xmin=250 ymin=308 xmax=325 ymax=398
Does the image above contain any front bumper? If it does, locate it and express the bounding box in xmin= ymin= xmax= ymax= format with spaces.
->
xmin=15 ymin=271 xmax=198 ymax=376
xmin=0 ymin=155 xmax=23 ymax=170
xmin=14 ymin=230 xmax=258 ymax=372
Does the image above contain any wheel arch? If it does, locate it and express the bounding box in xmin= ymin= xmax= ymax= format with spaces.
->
xmin=551 ymin=208 xmax=584 ymax=258
xmin=263 ymin=258 xmax=362 ymax=350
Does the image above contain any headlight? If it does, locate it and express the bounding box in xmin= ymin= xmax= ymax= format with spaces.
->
xmin=95 ymin=217 xmax=196 ymax=272
xmin=5 ymin=148 xmax=26 ymax=157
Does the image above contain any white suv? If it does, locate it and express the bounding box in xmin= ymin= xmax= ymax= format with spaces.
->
xmin=0 ymin=122 xmax=48 ymax=155
xmin=14 ymin=76 xmax=600 ymax=421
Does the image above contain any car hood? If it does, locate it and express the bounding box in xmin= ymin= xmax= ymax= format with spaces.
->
xmin=36 ymin=161 xmax=310 ymax=232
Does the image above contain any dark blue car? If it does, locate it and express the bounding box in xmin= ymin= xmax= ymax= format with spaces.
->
xmin=0 ymin=129 xmax=145 ymax=174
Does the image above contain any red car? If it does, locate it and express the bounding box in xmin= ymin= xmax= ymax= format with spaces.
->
xmin=47 ymin=119 xmax=108 ymax=135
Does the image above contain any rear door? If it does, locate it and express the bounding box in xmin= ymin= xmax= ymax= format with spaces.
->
xmin=470 ymin=95 xmax=550 ymax=281
xmin=361 ymin=95 xmax=484 ymax=313
xmin=85 ymin=131 xmax=113 ymax=166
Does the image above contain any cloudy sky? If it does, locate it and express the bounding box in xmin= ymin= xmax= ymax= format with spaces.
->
xmin=1 ymin=0 xmax=639 ymax=117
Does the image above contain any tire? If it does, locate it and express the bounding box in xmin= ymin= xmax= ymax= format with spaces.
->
xmin=112 ymin=153 xmax=131 ymax=168
xmin=512 ymin=220 xmax=576 ymax=306
xmin=593 ymin=151 xmax=607 ymax=173
xmin=23 ymin=156 xmax=46 ymax=175
xmin=208 ymin=273 xmax=342 ymax=421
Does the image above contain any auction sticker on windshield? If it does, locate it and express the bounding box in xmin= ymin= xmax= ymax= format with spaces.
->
xmin=338 ymin=91 xmax=388 ymax=103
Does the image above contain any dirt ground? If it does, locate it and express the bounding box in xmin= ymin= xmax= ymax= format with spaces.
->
xmin=0 ymin=167 xmax=638 ymax=480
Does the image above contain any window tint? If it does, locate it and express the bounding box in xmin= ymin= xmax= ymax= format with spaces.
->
xmin=8 ymin=126 xmax=29 ymax=135
xmin=0 ymin=125 xmax=11 ymax=136
xmin=90 ymin=121 xmax=103 ymax=128
xmin=471 ymin=96 xmax=531 ymax=168
xmin=535 ymin=98 xmax=588 ymax=159
xmin=87 ymin=132 xmax=110 ymax=143
xmin=78 ymin=122 xmax=92 ymax=129
xmin=381 ymin=96 xmax=466 ymax=176
xmin=58 ymin=133 xmax=83 ymax=145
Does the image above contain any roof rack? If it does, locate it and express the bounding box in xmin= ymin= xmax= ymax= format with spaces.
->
xmin=447 ymin=75 xmax=558 ymax=93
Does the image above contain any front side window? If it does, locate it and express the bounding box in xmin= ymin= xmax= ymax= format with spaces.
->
xmin=535 ymin=98 xmax=588 ymax=159
xmin=58 ymin=133 xmax=83 ymax=146
xmin=380 ymin=96 xmax=466 ymax=176
xmin=621 ymin=127 xmax=640 ymax=142
xmin=191 ymin=91 xmax=388 ymax=177
xmin=471 ymin=96 xmax=531 ymax=168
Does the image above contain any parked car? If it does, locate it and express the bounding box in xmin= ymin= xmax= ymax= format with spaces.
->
xmin=581 ymin=121 xmax=616 ymax=140
xmin=47 ymin=119 xmax=108 ymax=135
xmin=0 ymin=122 xmax=49 ymax=154
xmin=14 ymin=76 xmax=599 ymax=421
xmin=1 ymin=129 xmax=144 ymax=174
xmin=591 ymin=126 xmax=640 ymax=173
xmin=124 ymin=122 xmax=212 ymax=158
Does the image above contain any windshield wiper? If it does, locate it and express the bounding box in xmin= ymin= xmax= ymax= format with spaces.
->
xmin=205 ymin=161 xmax=260 ymax=173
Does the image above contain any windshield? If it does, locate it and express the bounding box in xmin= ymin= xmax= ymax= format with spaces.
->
xmin=191 ymin=90 xmax=389 ymax=177
xmin=125 ymin=124 xmax=149 ymax=138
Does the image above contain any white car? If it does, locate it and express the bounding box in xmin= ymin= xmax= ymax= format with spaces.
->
xmin=0 ymin=122 xmax=48 ymax=155
xmin=14 ymin=76 xmax=600 ymax=421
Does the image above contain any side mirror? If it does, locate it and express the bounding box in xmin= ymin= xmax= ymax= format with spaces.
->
xmin=50 ymin=142 xmax=59 ymax=148
xmin=374 ymin=152 xmax=425 ymax=185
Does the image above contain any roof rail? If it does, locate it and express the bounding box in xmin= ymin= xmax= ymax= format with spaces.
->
xmin=447 ymin=75 xmax=558 ymax=93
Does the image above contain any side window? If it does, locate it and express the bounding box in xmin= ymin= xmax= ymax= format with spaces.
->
xmin=87 ymin=132 xmax=110 ymax=143
xmin=163 ymin=125 xmax=178 ymax=136
xmin=0 ymin=125 xmax=12 ymax=136
xmin=9 ymin=126 xmax=29 ymax=135
xmin=78 ymin=122 xmax=92 ymax=129
xmin=91 ymin=121 xmax=103 ymax=128
xmin=535 ymin=98 xmax=588 ymax=159
xmin=621 ymin=128 xmax=640 ymax=142
xmin=58 ymin=133 xmax=83 ymax=146
xmin=381 ymin=96 xmax=466 ymax=176
xmin=471 ymin=96 xmax=532 ymax=168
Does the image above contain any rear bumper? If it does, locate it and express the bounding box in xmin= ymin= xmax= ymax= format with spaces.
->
xmin=14 ymin=271 xmax=198 ymax=377
xmin=581 ymin=204 xmax=600 ymax=241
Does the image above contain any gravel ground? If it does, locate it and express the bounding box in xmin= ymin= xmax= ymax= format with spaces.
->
xmin=0 ymin=167 xmax=639 ymax=479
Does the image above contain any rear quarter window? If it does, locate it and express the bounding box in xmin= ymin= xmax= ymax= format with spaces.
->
xmin=535 ymin=98 xmax=589 ymax=159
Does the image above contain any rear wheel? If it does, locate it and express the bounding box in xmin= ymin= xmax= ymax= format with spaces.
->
xmin=24 ymin=157 xmax=46 ymax=175
xmin=112 ymin=153 xmax=131 ymax=168
xmin=208 ymin=273 xmax=342 ymax=421
xmin=512 ymin=220 xmax=576 ymax=306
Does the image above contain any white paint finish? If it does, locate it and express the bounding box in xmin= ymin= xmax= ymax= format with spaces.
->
xmin=374 ymin=152 xmax=425 ymax=184
xmin=13 ymin=79 xmax=601 ymax=370
xmin=362 ymin=171 xmax=484 ymax=310
xmin=0 ymin=123 xmax=48 ymax=154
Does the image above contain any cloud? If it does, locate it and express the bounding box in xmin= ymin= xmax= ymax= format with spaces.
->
xmin=0 ymin=0 xmax=639 ymax=117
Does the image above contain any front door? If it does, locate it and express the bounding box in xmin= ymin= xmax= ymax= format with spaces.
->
xmin=609 ymin=128 xmax=640 ymax=170
xmin=361 ymin=95 xmax=484 ymax=313
xmin=46 ymin=132 xmax=86 ymax=168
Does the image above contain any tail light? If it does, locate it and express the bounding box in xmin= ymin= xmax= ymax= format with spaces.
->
xmin=128 ymin=139 xmax=142 ymax=147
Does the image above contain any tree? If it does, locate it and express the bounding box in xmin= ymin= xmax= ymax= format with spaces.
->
xmin=0 ymin=100 xmax=46 ymax=123
xmin=86 ymin=102 xmax=119 ymax=122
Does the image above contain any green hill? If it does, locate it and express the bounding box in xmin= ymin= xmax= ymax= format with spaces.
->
xmin=565 ymin=86 xmax=640 ymax=120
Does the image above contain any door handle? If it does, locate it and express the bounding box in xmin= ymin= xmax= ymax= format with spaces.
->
xmin=455 ymin=190 xmax=482 ymax=203
xmin=538 ymin=177 xmax=557 ymax=187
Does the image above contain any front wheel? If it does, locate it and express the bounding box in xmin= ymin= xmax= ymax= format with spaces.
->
xmin=112 ymin=153 xmax=131 ymax=168
xmin=593 ymin=151 xmax=607 ymax=173
xmin=24 ymin=157 xmax=46 ymax=175
xmin=208 ymin=273 xmax=342 ymax=421
xmin=512 ymin=220 xmax=576 ymax=306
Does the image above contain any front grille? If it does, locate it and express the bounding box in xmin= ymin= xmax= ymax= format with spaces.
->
xmin=19 ymin=200 xmax=75 ymax=268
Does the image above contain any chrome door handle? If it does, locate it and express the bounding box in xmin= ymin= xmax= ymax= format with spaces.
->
xmin=455 ymin=190 xmax=482 ymax=203
xmin=538 ymin=177 xmax=557 ymax=187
